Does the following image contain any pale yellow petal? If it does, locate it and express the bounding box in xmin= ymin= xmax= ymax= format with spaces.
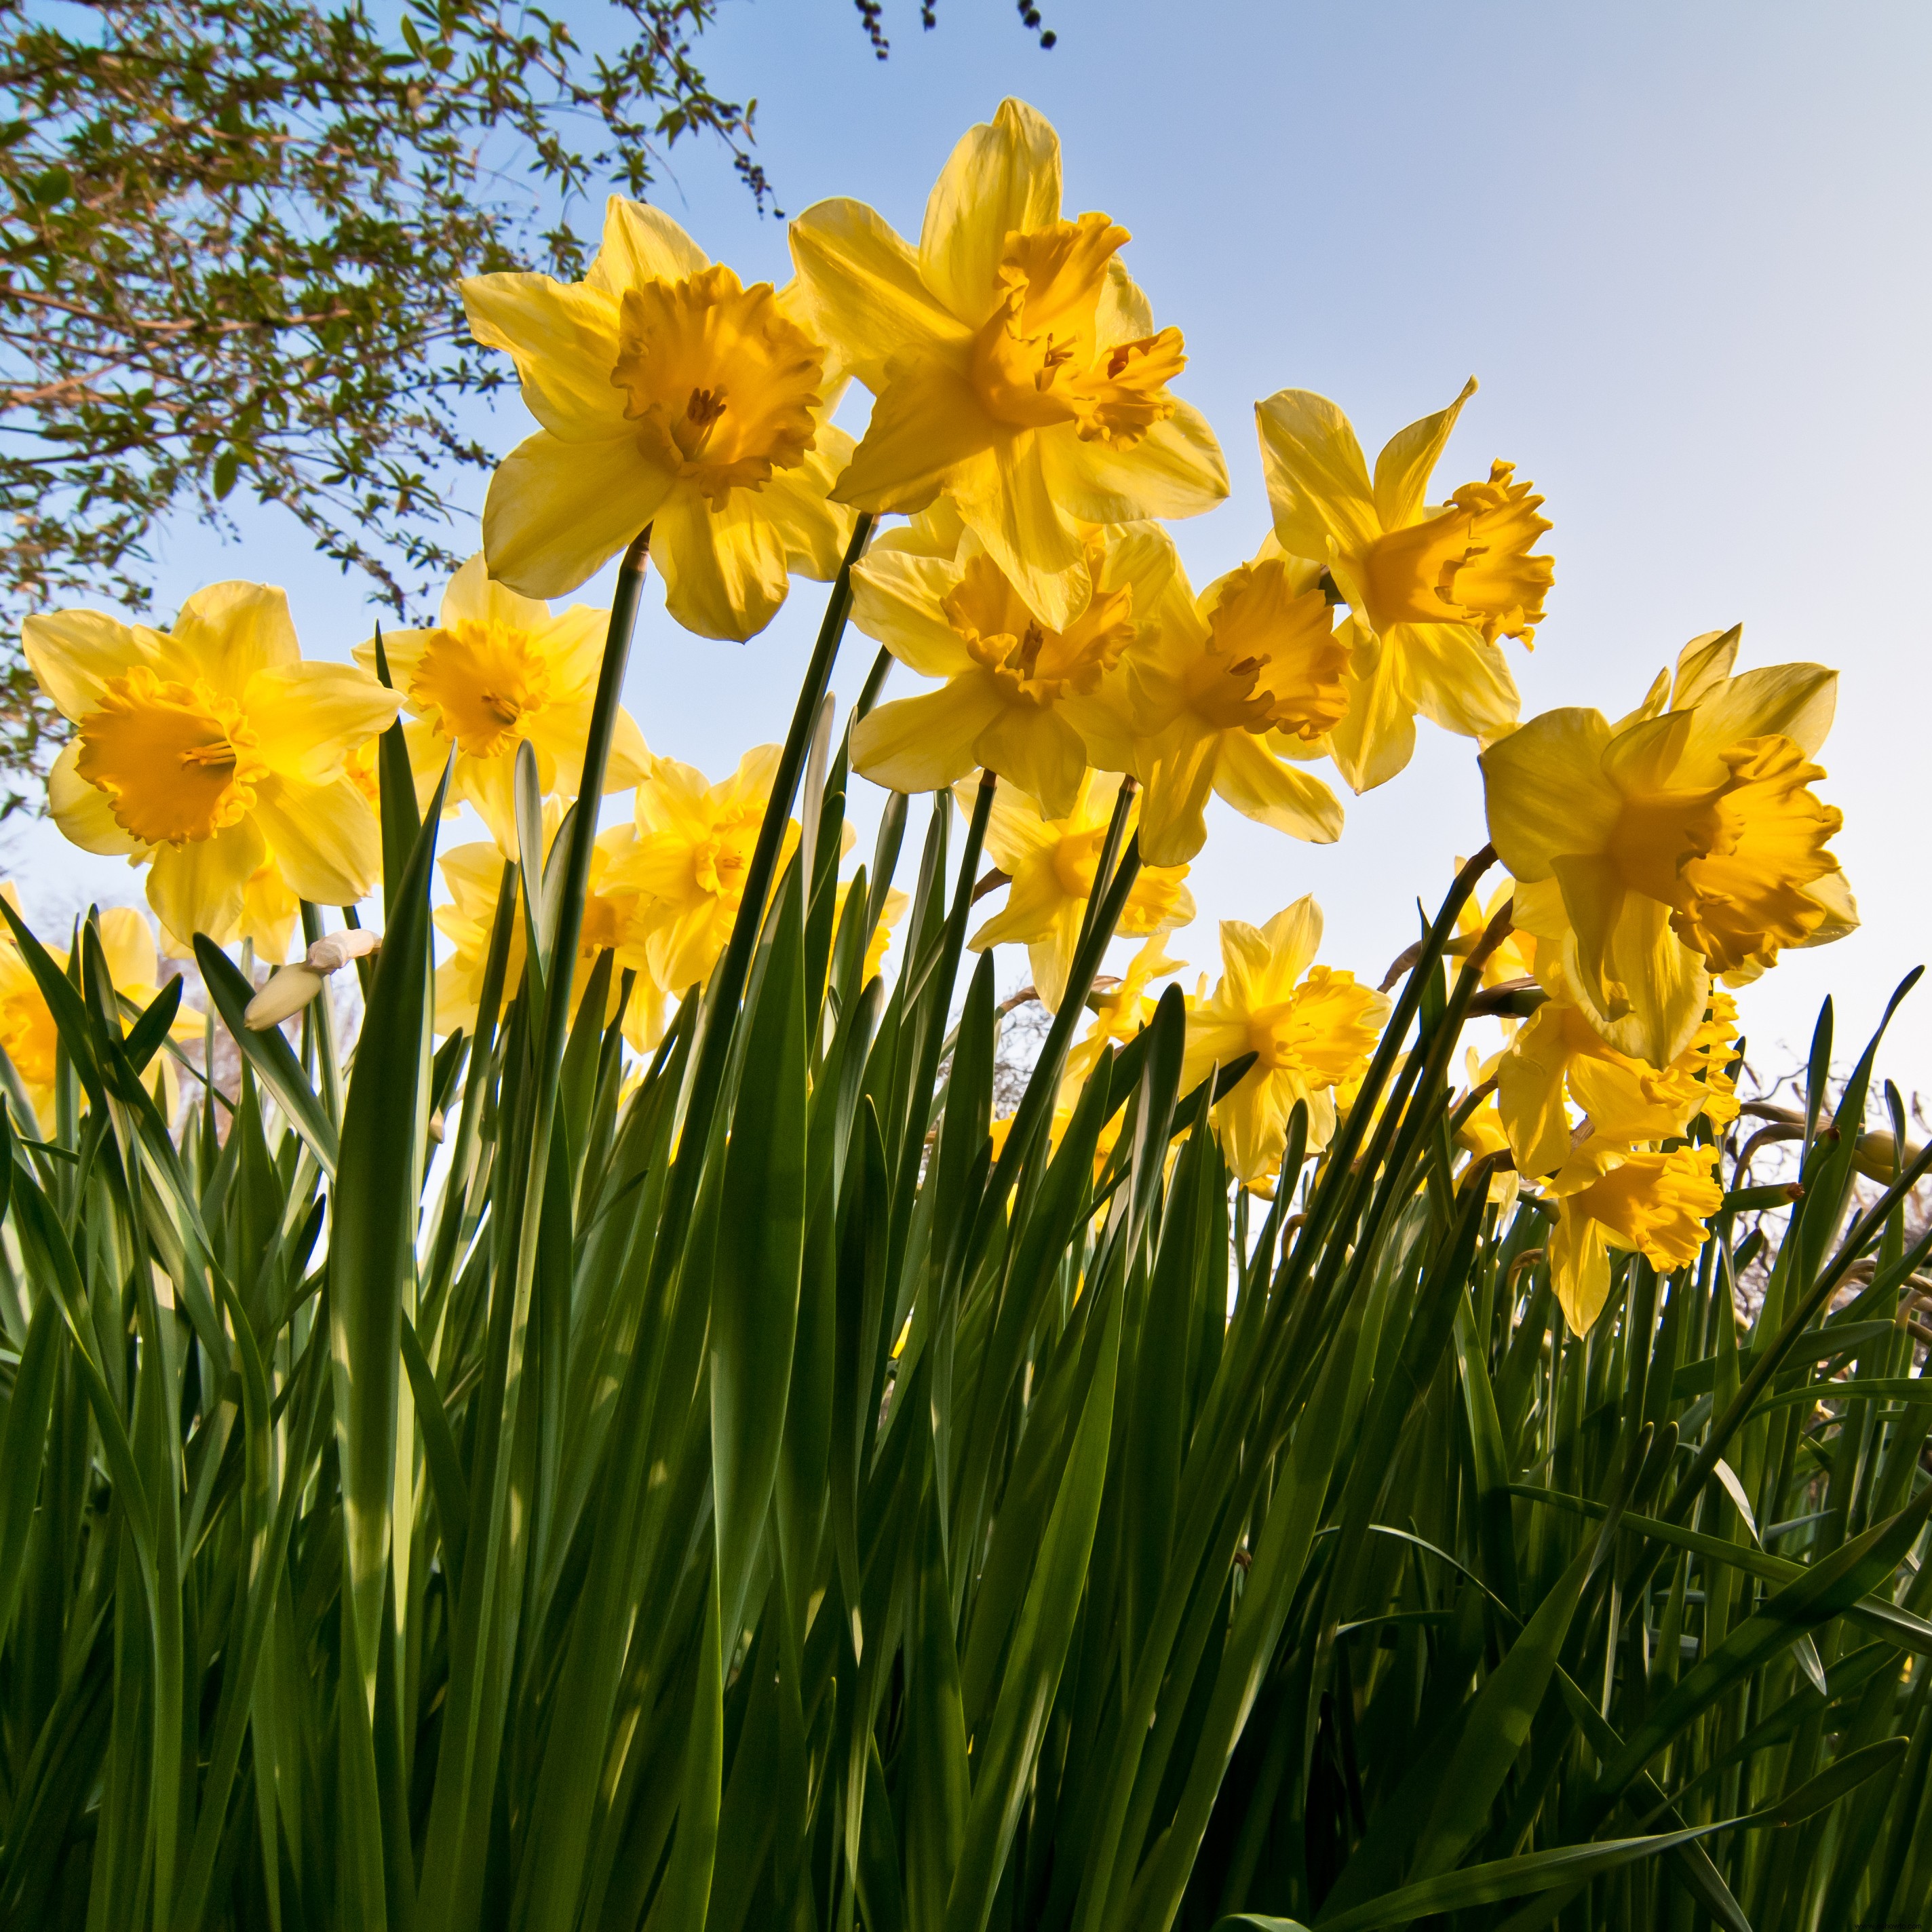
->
xmin=164 ymin=581 xmax=301 ymax=701
xmin=1024 ymin=902 xmax=1086 ymax=1013
xmin=788 ymin=197 xmax=967 ymax=391
xmin=918 ymin=98 xmax=1062 ymax=325
xmin=483 ymin=429 xmax=672 ymax=600
xmin=756 ymin=427 xmax=859 ymax=580
xmin=1037 ymin=402 xmax=1229 ymax=526
xmin=22 ymin=608 xmax=161 ymax=721
xmin=1551 ymin=857 xmax=1711 ymax=1067
xmin=352 ymin=624 xmax=436 ymax=691
xmin=1684 ymin=662 xmax=1838 ymax=764
xmin=851 ymin=677 xmax=1005 ymax=796
xmin=649 ymin=486 xmax=790 ymax=642
xmin=48 ymin=741 xmax=142 ymax=855
xmin=1494 ymin=999 xmax=1583 ymax=1178
xmin=1371 ymin=377 xmax=1477 ymax=531
xmin=459 ymin=270 xmax=627 ymax=440
xmin=1670 ymin=627 xmax=1740 ymax=709
xmin=147 ymin=819 xmax=265 ymax=947
xmin=246 ymin=663 xmax=400 ymax=783
xmin=1210 ymin=733 xmax=1344 ymax=845
xmin=1549 ymin=1201 xmax=1612 ymax=1334
xmin=850 ymin=546 xmax=975 ymax=680
xmin=96 ymin=906 xmax=159 ymax=991
xmin=1257 ymin=895 xmax=1323 ymax=992
xmin=1136 ymin=720 xmax=1221 ymax=866
xmin=1480 ymin=709 xmax=1619 ymax=881
xmin=1324 ymin=621 xmax=1416 ymax=795
xmin=833 ymin=349 xmax=999 ymax=514
xmin=951 ymin=436 xmax=1084 ymax=630
xmin=587 ymin=195 xmax=710 ymax=295
xmin=249 ymin=777 xmax=383 ymax=906
xmin=1398 ymin=621 xmax=1521 ymax=743
xmin=973 ymin=704 xmax=1090 ymax=821
xmin=440 ymin=552 xmax=556 ymax=636
xmin=1794 ymin=866 xmax=1859 ymax=948
xmin=1254 ymin=389 xmax=1381 ymax=562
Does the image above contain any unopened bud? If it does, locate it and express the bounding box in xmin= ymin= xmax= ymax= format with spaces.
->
xmin=244 ymin=964 xmax=328 ymax=1030
xmin=428 ymin=1108 xmax=446 ymax=1144
xmin=303 ymin=929 xmax=380 ymax=973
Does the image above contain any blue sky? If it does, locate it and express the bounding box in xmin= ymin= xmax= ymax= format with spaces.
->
xmin=12 ymin=0 xmax=1931 ymax=1085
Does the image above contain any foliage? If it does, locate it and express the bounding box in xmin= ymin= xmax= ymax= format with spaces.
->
xmin=0 ymin=540 xmax=1927 ymax=1932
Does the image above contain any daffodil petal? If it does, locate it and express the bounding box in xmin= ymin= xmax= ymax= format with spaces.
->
xmin=851 ymin=677 xmax=1006 ymax=796
xmin=246 ymin=663 xmax=400 ymax=784
xmin=163 ymin=581 xmax=301 ymax=703
xmin=1024 ymin=903 xmax=1086 ymax=1013
xmin=1037 ymin=403 xmax=1229 ymax=526
xmin=1210 ymin=733 xmax=1344 ymax=845
xmin=1480 ymin=708 xmax=1619 ymax=881
xmin=1685 ymin=662 xmax=1838 ymax=764
xmin=23 ymin=608 xmax=161 ymax=721
xmin=1254 ymin=389 xmax=1381 ymax=562
xmin=789 ymin=197 xmax=968 ymax=391
xmin=353 ymin=624 xmax=434 ymax=691
xmin=756 ymin=427 xmax=859 ymax=579
xmin=952 ymin=437 xmax=1084 ymax=629
xmin=833 ymin=349 xmax=998 ymax=513
xmin=588 ymin=195 xmax=710 ymax=295
xmin=49 ymin=741 xmax=143 ymax=855
xmin=1795 ymin=866 xmax=1859 ymax=947
xmin=460 ymin=270 xmax=627 ymax=440
xmin=96 ymin=906 xmax=159 ymax=992
xmin=1399 ymin=621 xmax=1521 ymax=743
xmin=851 ymin=545 xmax=975 ymax=680
xmin=1254 ymin=896 xmax=1324 ymax=994
xmin=918 ymin=97 xmax=1062 ymax=325
xmin=1549 ymin=1200 xmax=1612 ymax=1333
xmin=1325 ymin=621 xmax=1417 ymax=795
xmin=1494 ymin=999 xmax=1584 ymax=1178
xmin=972 ymin=703 xmax=1089 ymax=821
xmin=649 ymin=487 xmax=790 ymax=642
xmin=440 ymin=553 xmax=560 ymax=638
xmin=147 ymin=819 xmax=265 ymax=948
xmin=1670 ymin=627 xmax=1740 ymax=708
xmin=484 ymin=430 xmax=672 ymax=601
xmin=1370 ymin=377 xmax=1477 ymax=531
xmin=1136 ymin=721 xmax=1220 ymax=866
xmin=249 ymin=777 xmax=382 ymax=907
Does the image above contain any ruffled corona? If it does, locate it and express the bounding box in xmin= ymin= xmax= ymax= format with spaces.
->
xmin=1547 ymin=1142 xmax=1724 ymax=1331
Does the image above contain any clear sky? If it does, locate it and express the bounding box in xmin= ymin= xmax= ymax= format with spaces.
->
xmin=12 ymin=0 xmax=1931 ymax=1085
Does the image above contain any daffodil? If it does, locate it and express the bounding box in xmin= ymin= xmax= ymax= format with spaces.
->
xmin=161 ymin=855 xmax=302 ymax=965
xmin=353 ymin=556 xmax=649 ymax=857
xmin=1482 ymin=627 xmax=1855 ymax=1067
xmin=848 ymin=505 xmax=1173 ymax=816
xmin=1181 ymin=896 xmax=1389 ymax=1187
xmin=435 ymin=826 xmax=665 ymax=1051
xmin=789 ymin=98 xmax=1226 ymax=629
xmin=1496 ymin=990 xmax=1741 ymax=1180
xmin=1256 ymin=381 xmax=1551 ymax=793
xmin=833 ymin=878 xmax=910 ymax=985
xmin=26 ymin=581 xmax=399 ymax=950
xmin=1452 ymin=866 xmax=1537 ymax=996
xmin=962 ymin=771 xmax=1193 ymax=1012
xmin=462 ymin=197 xmax=855 ymax=640
xmin=1078 ymin=536 xmax=1347 ymax=864
xmin=1545 ymin=1141 xmax=1723 ymax=1331
xmin=0 ymin=890 xmax=199 ymax=1129
xmin=1063 ymin=932 xmax=1186 ymax=1092
xmin=606 ymin=747 xmax=800 ymax=996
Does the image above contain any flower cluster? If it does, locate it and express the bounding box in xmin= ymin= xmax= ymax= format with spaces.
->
xmin=12 ymin=98 xmax=1854 ymax=1333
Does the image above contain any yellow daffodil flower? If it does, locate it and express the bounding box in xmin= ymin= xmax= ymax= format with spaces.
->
xmin=353 ymin=556 xmax=649 ymax=857
xmin=1063 ymin=932 xmax=1186 ymax=1094
xmin=0 ymin=890 xmax=199 ymax=1130
xmin=833 ymin=878 xmax=910 ymax=985
xmin=25 ymin=581 xmax=399 ymax=950
xmin=1079 ymin=536 xmax=1347 ymax=864
xmin=1545 ymin=1141 xmax=1723 ymax=1331
xmin=1181 ymin=896 xmax=1389 ymax=1188
xmin=462 ymin=197 xmax=855 ymax=640
xmin=1256 ymin=380 xmax=1551 ymax=793
xmin=1454 ymin=1047 xmax=1522 ymax=1214
xmin=848 ymin=504 xmax=1173 ymax=817
xmin=435 ymin=826 xmax=665 ymax=1051
xmin=1496 ymin=990 xmax=1741 ymax=1180
xmin=1482 ymin=627 xmax=1855 ymax=1068
xmin=606 ymin=747 xmax=800 ymax=996
xmin=789 ymin=97 xmax=1227 ymax=629
xmin=161 ymin=856 xmax=303 ymax=965
xmin=962 ymin=772 xmax=1193 ymax=1012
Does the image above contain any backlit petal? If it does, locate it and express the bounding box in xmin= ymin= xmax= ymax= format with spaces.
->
xmin=973 ymin=704 xmax=1089 ymax=820
xmin=650 ymin=486 xmax=790 ymax=642
xmin=1256 ymin=895 xmax=1323 ymax=994
xmin=1136 ymin=718 xmax=1220 ymax=866
xmin=1685 ymin=662 xmax=1838 ymax=763
xmin=756 ymin=427 xmax=859 ymax=579
xmin=246 ymin=663 xmax=400 ymax=783
xmin=851 ymin=545 xmax=975 ymax=680
xmin=918 ymin=98 xmax=1062 ymax=325
xmin=484 ymin=429 xmax=672 ymax=601
xmin=588 ymin=196 xmax=710 ymax=296
xmin=1370 ymin=377 xmax=1477 ymax=531
xmin=1399 ymin=621 xmax=1521 ymax=743
xmin=1038 ymin=402 xmax=1229 ymax=526
xmin=834 ymin=349 xmax=999 ymax=512
xmin=1254 ymin=389 xmax=1381 ymax=562
xmin=147 ymin=819 xmax=265 ymax=948
xmin=250 ymin=777 xmax=383 ymax=906
xmin=1480 ymin=708 xmax=1619 ymax=880
xmin=952 ymin=436 xmax=1083 ymax=630
xmin=1324 ymin=621 xmax=1416 ymax=795
xmin=23 ymin=608 xmax=161 ymax=721
xmin=788 ymin=198 xmax=967 ymax=389
xmin=851 ymin=676 xmax=1006 ymax=796
xmin=1210 ymin=733 xmax=1344 ymax=845
xmin=460 ymin=271 xmax=627 ymax=440
xmin=164 ymin=581 xmax=300 ymax=702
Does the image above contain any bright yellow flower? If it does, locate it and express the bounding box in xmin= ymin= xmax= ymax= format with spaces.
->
xmin=963 ymin=772 xmax=1193 ymax=1013
xmin=848 ymin=505 xmax=1174 ymax=817
xmin=26 ymin=582 xmax=399 ymax=950
xmin=832 ymin=878 xmax=910 ymax=985
xmin=1496 ymin=991 xmax=1741 ymax=1179
xmin=161 ymin=855 xmax=303 ymax=965
xmin=1256 ymin=380 xmax=1551 ymax=792
xmin=1181 ymin=896 xmax=1390 ymax=1186
xmin=0 ymin=889 xmax=199 ymax=1131
xmin=353 ymin=556 xmax=649 ymax=857
xmin=606 ymin=747 xmax=800 ymax=996
xmin=1078 ymin=536 xmax=1347 ymax=864
xmin=461 ymin=197 xmax=855 ymax=640
xmin=1063 ymin=932 xmax=1186 ymax=1094
xmin=1546 ymin=1141 xmax=1723 ymax=1331
xmin=1482 ymin=627 xmax=1855 ymax=1067
xmin=435 ymin=825 xmax=665 ymax=1051
xmin=789 ymin=98 xmax=1226 ymax=630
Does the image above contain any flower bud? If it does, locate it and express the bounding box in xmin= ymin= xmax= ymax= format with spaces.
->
xmin=244 ymin=964 xmax=328 ymax=1031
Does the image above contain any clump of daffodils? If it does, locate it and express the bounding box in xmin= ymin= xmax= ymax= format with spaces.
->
xmin=15 ymin=95 xmax=1855 ymax=1337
